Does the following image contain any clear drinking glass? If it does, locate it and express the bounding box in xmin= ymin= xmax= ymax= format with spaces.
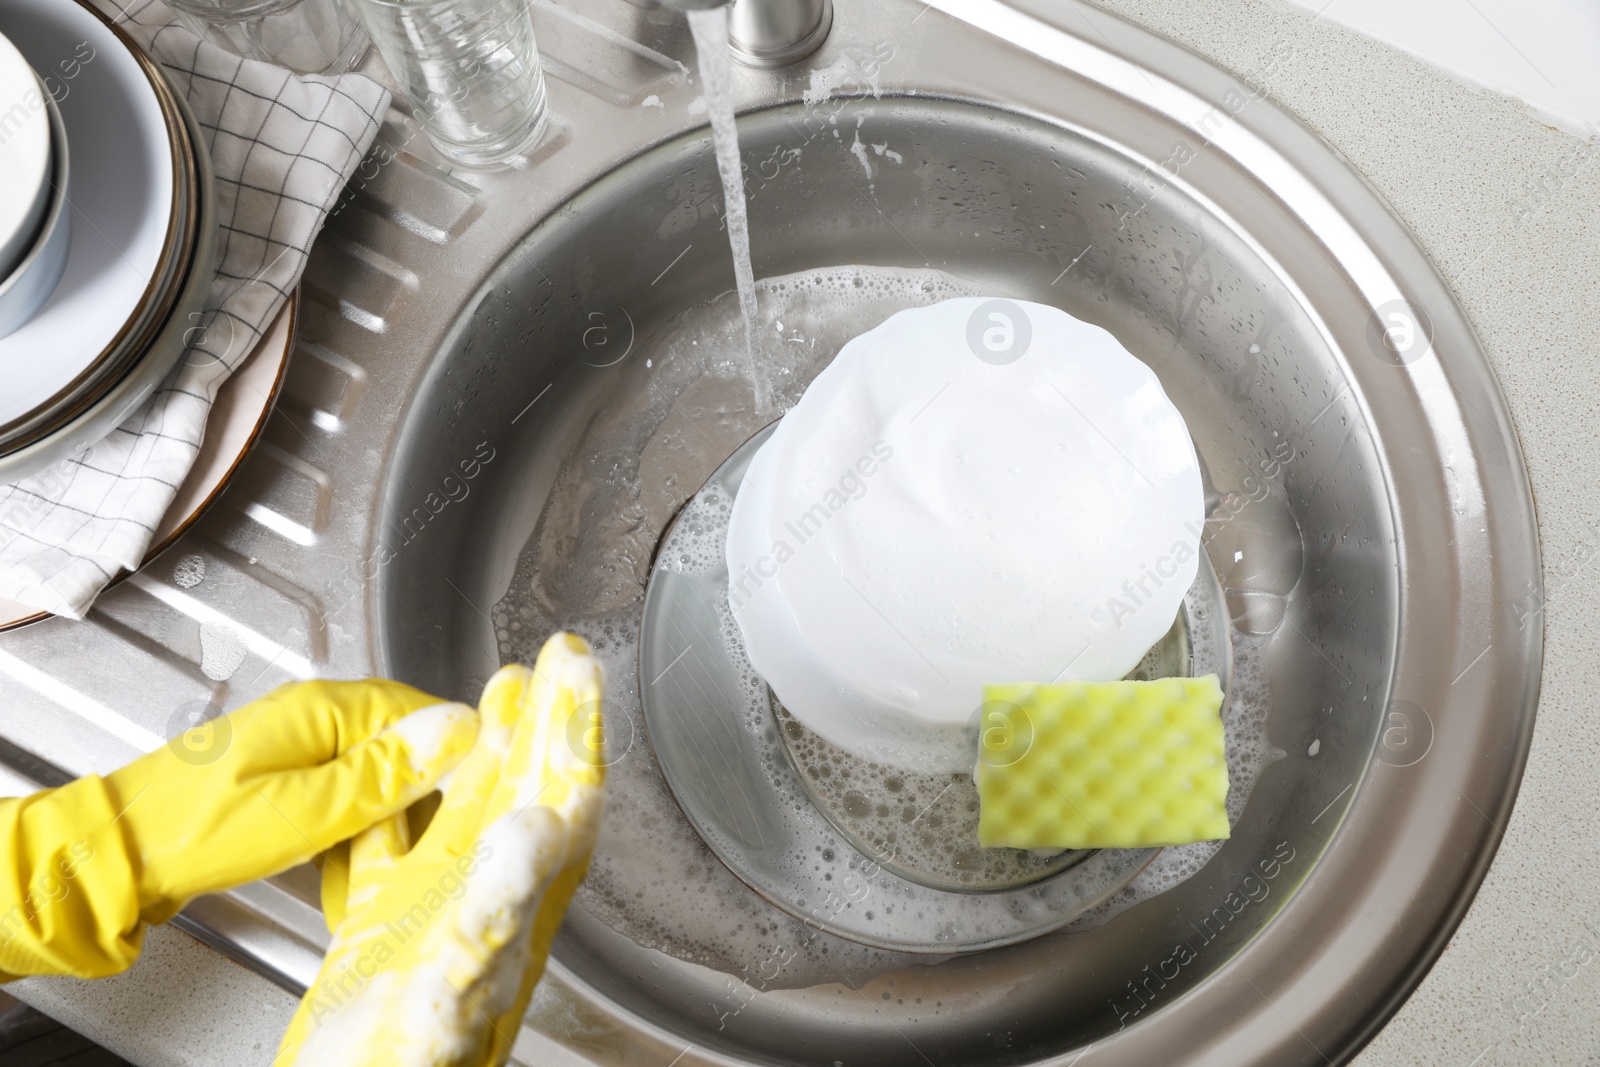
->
xmin=167 ymin=0 xmax=371 ymax=76
xmin=351 ymin=0 xmax=550 ymax=167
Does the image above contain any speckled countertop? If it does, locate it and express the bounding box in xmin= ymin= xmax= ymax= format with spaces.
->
xmin=11 ymin=2 xmax=1598 ymax=1064
xmin=1083 ymin=4 xmax=1600 ymax=1064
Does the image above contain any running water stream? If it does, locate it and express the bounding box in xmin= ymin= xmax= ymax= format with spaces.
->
xmin=687 ymin=6 xmax=768 ymax=412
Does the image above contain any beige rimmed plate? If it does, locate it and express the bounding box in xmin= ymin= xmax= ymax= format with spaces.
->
xmin=0 ymin=294 xmax=297 ymax=630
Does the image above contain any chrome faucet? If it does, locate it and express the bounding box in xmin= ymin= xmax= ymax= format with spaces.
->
xmin=671 ymin=0 xmax=832 ymax=68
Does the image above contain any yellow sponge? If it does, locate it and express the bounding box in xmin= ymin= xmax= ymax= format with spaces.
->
xmin=976 ymin=676 xmax=1229 ymax=849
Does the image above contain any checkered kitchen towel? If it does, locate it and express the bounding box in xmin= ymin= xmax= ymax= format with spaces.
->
xmin=0 ymin=0 xmax=389 ymax=618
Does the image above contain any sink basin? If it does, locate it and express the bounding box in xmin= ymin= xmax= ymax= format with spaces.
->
xmin=374 ymin=4 xmax=1538 ymax=1064
xmin=0 ymin=0 xmax=1538 ymax=1064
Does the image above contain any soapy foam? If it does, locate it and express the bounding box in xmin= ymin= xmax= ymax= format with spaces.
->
xmin=775 ymin=613 xmax=1188 ymax=893
xmin=385 ymin=701 xmax=474 ymax=779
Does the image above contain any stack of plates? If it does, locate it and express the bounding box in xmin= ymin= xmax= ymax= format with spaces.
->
xmin=0 ymin=32 xmax=58 ymax=304
xmin=0 ymin=0 xmax=218 ymax=484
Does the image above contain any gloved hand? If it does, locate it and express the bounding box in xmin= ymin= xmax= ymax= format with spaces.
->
xmin=0 ymin=680 xmax=478 ymax=981
xmin=277 ymin=633 xmax=608 ymax=1067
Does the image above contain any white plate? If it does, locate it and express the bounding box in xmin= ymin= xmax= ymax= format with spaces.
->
xmin=0 ymin=30 xmax=52 ymax=281
xmin=0 ymin=0 xmax=177 ymax=427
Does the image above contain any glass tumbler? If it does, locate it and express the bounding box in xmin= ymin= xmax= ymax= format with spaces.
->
xmin=351 ymin=0 xmax=550 ymax=167
xmin=167 ymin=0 xmax=371 ymax=75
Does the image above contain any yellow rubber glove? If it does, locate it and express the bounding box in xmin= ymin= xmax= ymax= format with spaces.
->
xmin=277 ymin=633 xmax=607 ymax=1067
xmin=0 ymin=680 xmax=478 ymax=982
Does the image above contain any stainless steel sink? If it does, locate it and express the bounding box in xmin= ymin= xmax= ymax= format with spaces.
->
xmin=0 ymin=0 xmax=1539 ymax=1065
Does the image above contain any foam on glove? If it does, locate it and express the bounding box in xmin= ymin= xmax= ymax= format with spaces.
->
xmin=280 ymin=634 xmax=608 ymax=1067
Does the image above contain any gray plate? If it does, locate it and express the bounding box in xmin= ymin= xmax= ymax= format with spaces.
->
xmin=0 ymin=0 xmax=200 ymax=455
xmin=0 ymin=81 xmax=69 ymax=340
xmin=0 ymin=79 xmax=214 ymax=484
